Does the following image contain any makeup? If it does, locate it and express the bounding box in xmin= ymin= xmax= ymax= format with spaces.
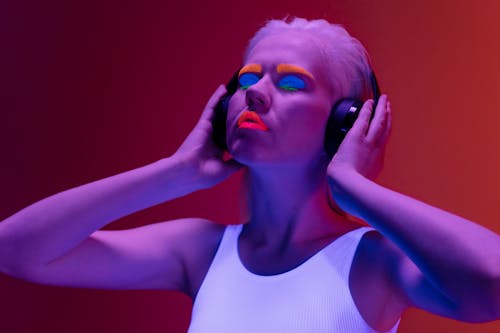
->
xmin=238 ymin=64 xmax=263 ymax=90
xmin=237 ymin=111 xmax=268 ymax=131
xmin=278 ymin=75 xmax=306 ymax=91
xmin=239 ymin=73 xmax=260 ymax=90
xmin=276 ymin=63 xmax=315 ymax=80
xmin=239 ymin=64 xmax=262 ymax=76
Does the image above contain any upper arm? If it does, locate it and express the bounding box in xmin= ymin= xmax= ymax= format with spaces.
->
xmin=381 ymin=236 xmax=498 ymax=322
xmin=14 ymin=218 xmax=224 ymax=293
xmin=385 ymin=240 xmax=459 ymax=317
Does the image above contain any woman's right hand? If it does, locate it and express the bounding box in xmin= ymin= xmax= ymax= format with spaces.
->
xmin=174 ymin=84 xmax=244 ymax=189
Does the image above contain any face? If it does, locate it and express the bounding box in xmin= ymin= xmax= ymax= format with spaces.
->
xmin=226 ymin=31 xmax=334 ymax=167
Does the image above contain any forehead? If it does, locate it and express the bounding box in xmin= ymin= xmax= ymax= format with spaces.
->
xmin=244 ymin=32 xmax=326 ymax=75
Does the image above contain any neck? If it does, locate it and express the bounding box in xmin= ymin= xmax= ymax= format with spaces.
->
xmin=243 ymin=161 xmax=351 ymax=246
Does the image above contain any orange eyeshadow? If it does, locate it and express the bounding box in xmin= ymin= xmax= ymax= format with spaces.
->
xmin=239 ymin=64 xmax=262 ymax=76
xmin=277 ymin=64 xmax=315 ymax=80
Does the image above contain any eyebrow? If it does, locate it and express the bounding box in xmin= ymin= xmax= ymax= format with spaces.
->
xmin=239 ymin=64 xmax=262 ymax=76
xmin=277 ymin=64 xmax=315 ymax=80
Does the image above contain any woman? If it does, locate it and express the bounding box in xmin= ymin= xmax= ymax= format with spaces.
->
xmin=0 ymin=18 xmax=498 ymax=332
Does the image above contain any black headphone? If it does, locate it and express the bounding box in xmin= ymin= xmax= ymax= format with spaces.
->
xmin=212 ymin=68 xmax=381 ymax=158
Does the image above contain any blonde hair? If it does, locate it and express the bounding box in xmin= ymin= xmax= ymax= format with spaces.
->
xmin=244 ymin=17 xmax=373 ymax=102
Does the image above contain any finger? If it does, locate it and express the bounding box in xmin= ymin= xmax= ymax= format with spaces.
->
xmin=350 ymin=99 xmax=374 ymax=137
xmin=199 ymin=84 xmax=228 ymax=121
xmin=379 ymin=100 xmax=392 ymax=147
xmin=366 ymin=94 xmax=388 ymax=144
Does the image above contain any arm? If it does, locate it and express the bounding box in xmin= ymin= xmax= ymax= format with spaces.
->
xmin=0 ymin=85 xmax=240 ymax=291
xmin=328 ymin=96 xmax=500 ymax=322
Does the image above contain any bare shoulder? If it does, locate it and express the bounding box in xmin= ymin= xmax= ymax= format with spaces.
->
xmin=349 ymin=230 xmax=405 ymax=332
xmin=160 ymin=217 xmax=225 ymax=250
xmin=168 ymin=218 xmax=226 ymax=299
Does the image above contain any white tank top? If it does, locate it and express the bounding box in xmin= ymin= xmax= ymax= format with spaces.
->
xmin=187 ymin=224 xmax=400 ymax=333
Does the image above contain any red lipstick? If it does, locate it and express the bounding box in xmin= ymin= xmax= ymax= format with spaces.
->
xmin=237 ymin=111 xmax=268 ymax=131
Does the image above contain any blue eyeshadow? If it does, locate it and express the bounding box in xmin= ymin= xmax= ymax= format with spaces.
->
xmin=278 ymin=75 xmax=306 ymax=91
xmin=238 ymin=73 xmax=260 ymax=89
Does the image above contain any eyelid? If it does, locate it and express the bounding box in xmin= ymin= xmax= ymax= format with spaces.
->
xmin=238 ymin=72 xmax=261 ymax=90
xmin=238 ymin=72 xmax=262 ymax=79
xmin=276 ymin=64 xmax=315 ymax=80
xmin=239 ymin=64 xmax=262 ymax=77
xmin=237 ymin=71 xmax=308 ymax=91
xmin=277 ymin=74 xmax=306 ymax=91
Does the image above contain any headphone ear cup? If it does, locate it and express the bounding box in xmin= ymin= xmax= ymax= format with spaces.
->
xmin=212 ymin=94 xmax=230 ymax=150
xmin=324 ymin=98 xmax=363 ymax=158
xmin=211 ymin=68 xmax=241 ymax=151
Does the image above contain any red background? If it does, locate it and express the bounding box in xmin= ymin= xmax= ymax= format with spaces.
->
xmin=1 ymin=0 xmax=499 ymax=332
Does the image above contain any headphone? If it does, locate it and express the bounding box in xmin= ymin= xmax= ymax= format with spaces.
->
xmin=212 ymin=68 xmax=381 ymax=158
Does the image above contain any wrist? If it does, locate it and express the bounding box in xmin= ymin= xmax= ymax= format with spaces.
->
xmin=327 ymin=166 xmax=363 ymax=190
xmin=327 ymin=167 xmax=367 ymax=218
xmin=153 ymin=154 xmax=206 ymax=195
xmin=163 ymin=152 xmax=218 ymax=192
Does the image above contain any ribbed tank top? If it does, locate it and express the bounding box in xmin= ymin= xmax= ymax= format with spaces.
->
xmin=187 ymin=224 xmax=400 ymax=333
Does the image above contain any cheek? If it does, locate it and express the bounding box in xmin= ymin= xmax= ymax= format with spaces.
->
xmin=281 ymin=97 xmax=331 ymax=129
xmin=226 ymin=92 xmax=246 ymax=125
xmin=278 ymin=98 xmax=331 ymax=148
xmin=225 ymin=92 xmax=250 ymax=146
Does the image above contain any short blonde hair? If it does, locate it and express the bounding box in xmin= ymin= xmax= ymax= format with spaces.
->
xmin=244 ymin=17 xmax=373 ymax=103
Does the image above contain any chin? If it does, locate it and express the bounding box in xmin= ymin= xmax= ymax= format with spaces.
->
xmin=227 ymin=130 xmax=274 ymax=164
xmin=230 ymin=145 xmax=321 ymax=170
xmin=227 ymin=131 xmax=327 ymax=168
xmin=228 ymin=141 xmax=274 ymax=167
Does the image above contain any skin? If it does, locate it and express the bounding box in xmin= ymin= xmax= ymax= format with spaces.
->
xmin=0 ymin=30 xmax=498 ymax=332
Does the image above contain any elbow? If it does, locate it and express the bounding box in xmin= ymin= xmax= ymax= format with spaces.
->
xmin=457 ymin=266 xmax=500 ymax=322
xmin=0 ymin=252 xmax=32 ymax=281
xmin=480 ymin=229 xmax=500 ymax=321
xmin=0 ymin=233 xmax=44 ymax=281
xmin=488 ymin=266 xmax=500 ymax=321
xmin=0 ymin=232 xmax=18 ymax=277
xmin=0 ymin=248 xmax=51 ymax=284
xmin=471 ymin=248 xmax=500 ymax=321
xmin=0 ymin=245 xmax=37 ymax=280
xmin=483 ymin=250 xmax=500 ymax=321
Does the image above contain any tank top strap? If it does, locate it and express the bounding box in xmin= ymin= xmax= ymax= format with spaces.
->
xmin=321 ymin=226 xmax=375 ymax=281
xmin=208 ymin=224 xmax=242 ymax=268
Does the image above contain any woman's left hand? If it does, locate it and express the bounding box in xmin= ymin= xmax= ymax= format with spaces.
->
xmin=327 ymin=94 xmax=392 ymax=183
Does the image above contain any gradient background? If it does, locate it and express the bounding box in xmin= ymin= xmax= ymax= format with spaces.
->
xmin=1 ymin=0 xmax=499 ymax=332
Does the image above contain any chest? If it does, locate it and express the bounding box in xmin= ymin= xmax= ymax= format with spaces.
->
xmin=237 ymin=236 xmax=336 ymax=276
xmin=190 ymin=247 xmax=366 ymax=333
xmin=236 ymin=229 xmax=399 ymax=332
xmin=189 ymin=226 xmax=401 ymax=333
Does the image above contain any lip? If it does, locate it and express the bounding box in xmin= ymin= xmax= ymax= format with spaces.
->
xmin=237 ymin=111 xmax=268 ymax=131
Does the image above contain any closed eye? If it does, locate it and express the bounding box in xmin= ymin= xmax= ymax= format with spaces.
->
xmin=278 ymin=75 xmax=306 ymax=91
xmin=238 ymin=73 xmax=260 ymax=90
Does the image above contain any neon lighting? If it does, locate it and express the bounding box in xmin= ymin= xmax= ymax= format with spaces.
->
xmin=237 ymin=111 xmax=268 ymax=131
xmin=239 ymin=64 xmax=262 ymax=76
xmin=238 ymin=64 xmax=263 ymax=90
xmin=276 ymin=64 xmax=315 ymax=80
xmin=278 ymin=75 xmax=306 ymax=91
xmin=239 ymin=73 xmax=260 ymax=90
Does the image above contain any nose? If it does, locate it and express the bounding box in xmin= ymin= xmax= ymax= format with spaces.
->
xmin=245 ymin=76 xmax=272 ymax=111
